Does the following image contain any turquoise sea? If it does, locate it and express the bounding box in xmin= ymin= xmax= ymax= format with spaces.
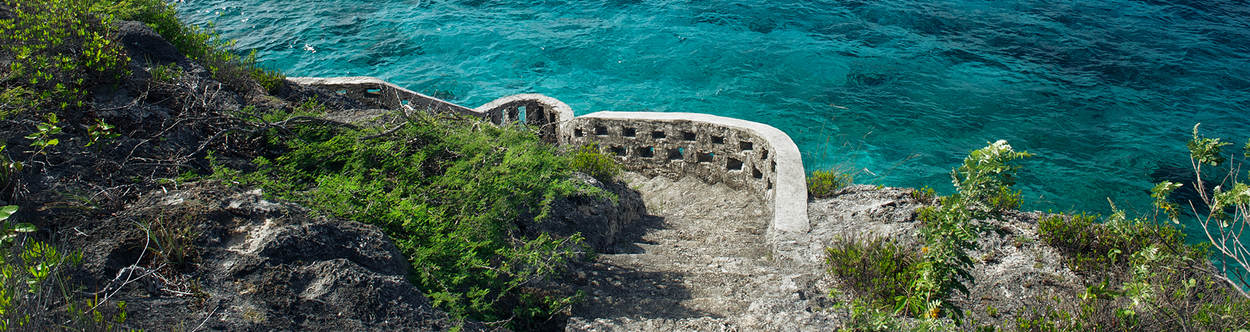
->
xmin=175 ymin=0 xmax=1250 ymax=222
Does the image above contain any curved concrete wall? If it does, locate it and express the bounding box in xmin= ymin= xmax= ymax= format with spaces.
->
xmin=473 ymin=94 xmax=574 ymax=143
xmin=565 ymin=112 xmax=808 ymax=234
xmin=288 ymin=77 xmax=809 ymax=237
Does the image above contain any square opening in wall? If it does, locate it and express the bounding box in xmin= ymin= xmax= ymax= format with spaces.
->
xmin=697 ymin=151 xmax=714 ymax=163
xmin=667 ymin=148 xmax=683 ymax=161
xmin=574 ymin=129 xmax=584 ymax=137
xmin=760 ymin=149 xmax=769 ymax=160
xmin=623 ymin=127 xmax=637 ymax=137
xmin=682 ymin=131 xmax=696 ymax=141
xmin=753 ymin=167 xmax=763 ymax=179
xmin=727 ymin=158 xmax=743 ymax=171
xmin=711 ymin=135 xmax=725 ymax=144
xmin=740 ymin=141 xmax=753 ymax=150
xmin=610 ymin=145 xmax=626 ymax=156
xmin=652 ymin=131 xmax=667 ymax=139
xmin=594 ymin=125 xmax=608 ymax=135
xmin=637 ymin=146 xmax=655 ymax=158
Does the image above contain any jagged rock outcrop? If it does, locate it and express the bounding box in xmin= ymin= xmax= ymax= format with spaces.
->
xmin=69 ymin=182 xmax=472 ymax=331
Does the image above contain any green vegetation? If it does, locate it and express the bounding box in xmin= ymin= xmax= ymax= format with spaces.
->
xmin=214 ymin=112 xmax=612 ymax=328
xmin=1182 ymin=124 xmax=1250 ymax=292
xmin=902 ymin=140 xmax=1031 ymax=320
xmin=0 ymin=206 xmax=129 ymax=330
xmin=825 ymin=140 xmax=1031 ymax=327
xmin=0 ymin=0 xmax=284 ymax=119
xmin=1021 ymin=124 xmax=1250 ymax=330
xmin=569 ymin=144 xmax=622 ymax=182
xmin=808 ymin=169 xmax=854 ymax=198
xmin=825 ymin=237 xmax=921 ymax=313
xmin=0 ymin=0 xmax=129 ymax=112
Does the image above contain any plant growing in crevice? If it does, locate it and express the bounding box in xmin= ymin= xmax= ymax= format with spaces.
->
xmin=568 ymin=144 xmax=621 ymax=182
xmin=902 ymin=140 xmax=1031 ymax=320
xmin=808 ymin=169 xmax=854 ymax=198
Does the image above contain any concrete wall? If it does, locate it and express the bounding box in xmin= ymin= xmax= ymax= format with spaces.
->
xmin=564 ymin=112 xmax=808 ymax=235
xmin=473 ymin=94 xmax=574 ymax=144
xmin=287 ymin=76 xmax=480 ymax=118
xmin=288 ymin=77 xmax=809 ymax=237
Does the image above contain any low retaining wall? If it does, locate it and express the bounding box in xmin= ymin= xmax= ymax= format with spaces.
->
xmin=287 ymin=76 xmax=480 ymax=118
xmin=473 ymin=94 xmax=574 ymax=143
xmin=564 ymin=112 xmax=808 ymax=234
xmin=288 ymin=76 xmax=810 ymax=237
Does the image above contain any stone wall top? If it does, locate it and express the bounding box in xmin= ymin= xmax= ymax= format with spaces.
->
xmin=287 ymin=76 xmax=478 ymax=117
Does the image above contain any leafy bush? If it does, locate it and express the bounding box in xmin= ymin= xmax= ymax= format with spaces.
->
xmin=219 ymin=114 xmax=606 ymax=328
xmin=0 ymin=0 xmax=130 ymax=112
xmin=1180 ymin=124 xmax=1250 ymax=292
xmin=105 ymin=0 xmax=284 ymax=93
xmin=0 ymin=0 xmax=285 ymax=118
xmin=569 ymin=144 xmax=621 ymax=182
xmin=900 ymin=140 xmax=1031 ymax=319
xmin=1038 ymin=212 xmax=1185 ymax=276
xmin=1028 ymin=124 xmax=1250 ymax=330
xmin=808 ymin=169 xmax=853 ymax=198
xmin=825 ymin=237 xmax=921 ymax=312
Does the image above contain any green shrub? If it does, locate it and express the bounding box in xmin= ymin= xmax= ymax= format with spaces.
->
xmin=0 ymin=0 xmax=285 ymax=118
xmin=1032 ymin=131 xmax=1250 ymax=331
xmin=808 ymin=169 xmax=853 ymax=198
xmin=899 ymin=140 xmax=1031 ymax=320
xmin=569 ymin=144 xmax=621 ymax=182
xmin=1180 ymin=124 xmax=1250 ymax=293
xmin=105 ymin=0 xmax=285 ymax=93
xmin=0 ymin=0 xmax=130 ymax=112
xmin=910 ymin=186 xmax=937 ymax=203
xmin=220 ymin=114 xmax=607 ymax=328
xmin=826 ymin=237 xmax=921 ymax=312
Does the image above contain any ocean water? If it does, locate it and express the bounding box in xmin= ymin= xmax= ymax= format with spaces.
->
xmin=174 ymin=0 xmax=1250 ymax=222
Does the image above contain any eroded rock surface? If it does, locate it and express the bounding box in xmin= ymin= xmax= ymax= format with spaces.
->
xmin=70 ymin=182 xmax=470 ymax=331
xmin=569 ymin=181 xmax=1088 ymax=331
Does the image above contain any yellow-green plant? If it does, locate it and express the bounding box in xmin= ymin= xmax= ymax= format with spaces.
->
xmin=808 ymin=169 xmax=853 ymax=198
xmin=86 ymin=119 xmax=119 ymax=147
xmin=569 ymin=144 xmax=621 ymax=182
xmin=25 ymin=114 xmax=61 ymax=156
xmin=0 ymin=0 xmax=130 ymax=111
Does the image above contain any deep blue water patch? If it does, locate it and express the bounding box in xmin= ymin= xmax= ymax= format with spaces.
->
xmin=177 ymin=0 xmax=1250 ymax=227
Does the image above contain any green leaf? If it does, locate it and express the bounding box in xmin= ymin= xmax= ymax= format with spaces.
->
xmin=0 ymin=205 xmax=16 ymax=220
xmin=13 ymin=223 xmax=35 ymax=233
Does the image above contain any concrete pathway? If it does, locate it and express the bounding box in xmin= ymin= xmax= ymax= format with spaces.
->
xmin=566 ymin=173 xmax=839 ymax=331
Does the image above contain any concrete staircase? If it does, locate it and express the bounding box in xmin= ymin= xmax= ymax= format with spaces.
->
xmin=566 ymin=173 xmax=840 ymax=331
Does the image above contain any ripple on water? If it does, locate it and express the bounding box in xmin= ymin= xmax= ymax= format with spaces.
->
xmin=176 ymin=0 xmax=1250 ymax=219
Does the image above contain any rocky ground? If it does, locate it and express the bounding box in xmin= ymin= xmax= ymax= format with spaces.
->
xmin=565 ymin=180 xmax=1089 ymax=331
xmin=566 ymin=173 xmax=843 ymax=331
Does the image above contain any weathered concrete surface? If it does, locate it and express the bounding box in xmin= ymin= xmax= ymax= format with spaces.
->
xmin=474 ymin=93 xmax=575 ymax=143
xmin=567 ymin=112 xmax=808 ymax=242
xmin=567 ymin=172 xmax=841 ymax=331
